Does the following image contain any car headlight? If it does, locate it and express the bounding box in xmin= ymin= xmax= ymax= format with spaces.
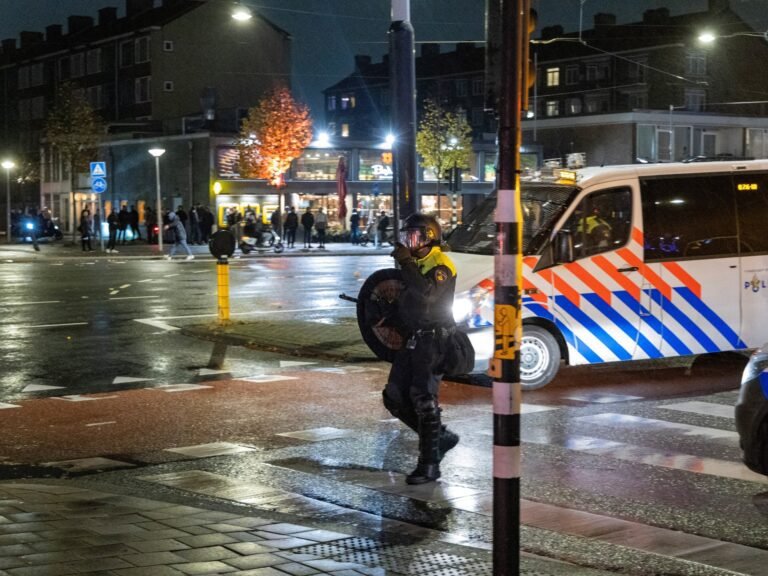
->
xmin=454 ymin=278 xmax=494 ymax=328
xmin=25 ymin=222 xmax=34 ymax=230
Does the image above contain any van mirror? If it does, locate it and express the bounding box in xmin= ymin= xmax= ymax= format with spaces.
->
xmin=553 ymin=229 xmax=574 ymax=263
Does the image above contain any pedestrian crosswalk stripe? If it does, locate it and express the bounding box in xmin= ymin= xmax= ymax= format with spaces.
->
xmin=659 ymin=401 xmax=735 ymax=419
xmin=164 ymin=442 xmax=258 ymax=458
xmin=22 ymin=384 xmax=64 ymax=392
xmin=151 ymin=383 xmax=212 ymax=392
xmin=524 ymin=433 xmax=766 ymax=484
xmin=0 ymin=402 xmax=21 ymax=409
xmin=562 ymin=393 xmax=643 ymax=403
xmin=576 ymin=412 xmax=739 ymax=441
xmin=112 ymin=376 xmax=154 ymax=384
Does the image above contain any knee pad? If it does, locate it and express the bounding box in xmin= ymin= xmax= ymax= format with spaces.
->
xmin=414 ymin=397 xmax=440 ymax=420
xmin=382 ymin=390 xmax=403 ymax=418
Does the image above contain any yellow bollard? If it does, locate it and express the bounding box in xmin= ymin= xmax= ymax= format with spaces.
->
xmin=217 ymin=256 xmax=230 ymax=323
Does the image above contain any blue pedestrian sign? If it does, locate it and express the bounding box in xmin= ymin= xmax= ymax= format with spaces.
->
xmin=90 ymin=162 xmax=107 ymax=178
xmin=91 ymin=177 xmax=107 ymax=194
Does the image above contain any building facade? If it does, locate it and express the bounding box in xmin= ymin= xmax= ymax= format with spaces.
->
xmin=0 ymin=0 xmax=291 ymax=234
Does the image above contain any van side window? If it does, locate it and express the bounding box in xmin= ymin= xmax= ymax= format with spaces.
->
xmin=562 ymin=187 xmax=632 ymax=259
xmin=735 ymin=174 xmax=768 ymax=254
xmin=641 ymin=175 xmax=737 ymax=261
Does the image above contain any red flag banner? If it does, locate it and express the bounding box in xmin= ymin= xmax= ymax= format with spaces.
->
xmin=336 ymin=156 xmax=348 ymax=221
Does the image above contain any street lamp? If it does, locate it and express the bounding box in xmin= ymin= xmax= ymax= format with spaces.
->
xmin=698 ymin=29 xmax=768 ymax=44
xmin=148 ymin=148 xmax=166 ymax=252
xmin=231 ymin=3 xmax=252 ymax=21
xmin=2 ymin=159 xmax=14 ymax=244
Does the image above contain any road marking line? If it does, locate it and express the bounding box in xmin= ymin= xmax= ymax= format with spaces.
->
xmin=525 ymin=433 xmax=767 ymax=484
xmin=113 ymin=376 xmax=154 ymax=384
xmin=163 ymin=442 xmax=258 ymax=458
xmin=22 ymin=384 xmax=64 ymax=392
xmin=86 ymin=421 xmax=117 ymax=427
xmin=0 ymin=402 xmax=21 ymax=409
xmin=54 ymin=395 xmax=119 ymax=402
xmin=138 ymin=279 xmax=153 ymax=283
xmin=192 ymin=270 xmax=208 ymax=274
xmin=576 ymin=413 xmax=739 ymax=441
xmin=26 ymin=322 xmax=88 ymax=329
xmin=4 ymin=300 xmax=61 ymax=306
xmin=133 ymin=319 xmax=180 ymax=331
xmin=659 ymin=401 xmax=735 ymax=419
xmin=109 ymin=290 xmax=120 ymax=295
xmin=109 ymin=296 xmax=160 ymax=300
xmin=119 ymin=284 xmax=130 ymax=289
xmin=151 ymin=383 xmax=213 ymax=392
xmin=164 ymin=273 xmax=180 ymax=278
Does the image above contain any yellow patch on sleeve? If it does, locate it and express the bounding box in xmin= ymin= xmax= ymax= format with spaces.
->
xmin=435 ymin=268 xmax=448 ymax=283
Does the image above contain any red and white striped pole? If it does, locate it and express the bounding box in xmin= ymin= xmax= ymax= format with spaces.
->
xmin=492 ymin=0 xmax=528 ymax=573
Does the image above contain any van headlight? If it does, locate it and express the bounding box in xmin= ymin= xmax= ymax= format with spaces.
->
xmin=454 ymin=278 xmax=494 ymax=328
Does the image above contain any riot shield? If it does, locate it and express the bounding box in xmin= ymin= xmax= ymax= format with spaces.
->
xmin=355 ymin=268 xmax=405 ymax=363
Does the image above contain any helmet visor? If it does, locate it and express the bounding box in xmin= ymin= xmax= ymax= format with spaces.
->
xmin=400 ymin=227 xmax=427 ymax=250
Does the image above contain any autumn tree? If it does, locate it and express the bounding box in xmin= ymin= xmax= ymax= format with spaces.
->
xmin=416 ymin=99 xmax=473 ymax=196
xmin=45 ymin=82 xmax=104 ymax=240
xmin=238 ymin=85 xmax=313 ymax=186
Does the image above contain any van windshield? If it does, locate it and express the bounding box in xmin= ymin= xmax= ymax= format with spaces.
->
xmin=447 ymin=182 xmax=578 ymax=255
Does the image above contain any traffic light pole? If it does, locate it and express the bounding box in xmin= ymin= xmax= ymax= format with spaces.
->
xmin=389 ymin=0 xmax=418 ymax=225
xmin=492 ymin=0 xmax=528 ymax=573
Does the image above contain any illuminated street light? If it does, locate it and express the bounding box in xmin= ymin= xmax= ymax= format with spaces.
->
xmin=2 ymin=159 xmax=15 ymax=244
xmin=231 ymin=3 xmax=252 ymax=21
xmin=148 ymin=148 xmax=166 ymax=252
xmin=698 ymin=29 xmax=768 ymax=44
xmin=384 ymin=133 xmax=396 ymax=148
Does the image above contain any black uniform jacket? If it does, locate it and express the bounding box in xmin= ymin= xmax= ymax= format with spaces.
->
xmin=398 ymin=246 xmax=457 ymax=333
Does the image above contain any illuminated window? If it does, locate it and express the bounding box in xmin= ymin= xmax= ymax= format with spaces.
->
xmin=545 ymin=100 xmax=559 ymax=117
xmin=341 ymin=123 xmax=349 ymax=138
xmin=340 ymin=94 xmax=356 ymax=110
xmin=546 ymin=67 xmax=560 ymax=87
xmin=566 ymin=98 xmax=582 ymax=114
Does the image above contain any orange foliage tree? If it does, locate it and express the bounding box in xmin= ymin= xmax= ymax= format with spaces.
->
xmin=238 ymin=85 xmax=313 ymax=186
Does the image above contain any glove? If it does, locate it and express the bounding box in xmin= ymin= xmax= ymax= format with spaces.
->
xmin=390 ymin=242 xmax=413 ymax=265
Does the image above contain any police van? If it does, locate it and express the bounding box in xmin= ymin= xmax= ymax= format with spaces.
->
xmin=448 ymin=160 xmax=768 ymax=389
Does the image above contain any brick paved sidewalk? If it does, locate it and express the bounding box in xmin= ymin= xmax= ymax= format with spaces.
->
xmin=0 ymin=480 xmax=614 ymax=576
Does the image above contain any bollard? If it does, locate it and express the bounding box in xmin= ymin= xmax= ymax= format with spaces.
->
xmin=217 ymin=256 xmax=230 ymax=323
xmin=208 ymin=229 xmax=236 ymax=324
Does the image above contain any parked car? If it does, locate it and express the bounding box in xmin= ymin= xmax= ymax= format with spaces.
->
xmin=735 ymin=344 xmax=768 ymax=474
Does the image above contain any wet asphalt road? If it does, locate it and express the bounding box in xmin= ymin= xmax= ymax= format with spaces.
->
xmin=3 ymin=253 xmax=768 ymax=574
xmin=0 ymin=254 xmax=391 ymax=400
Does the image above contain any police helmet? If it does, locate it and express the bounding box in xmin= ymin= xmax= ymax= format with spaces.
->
xmin=400 ymin=213 xmax=441 ymax=250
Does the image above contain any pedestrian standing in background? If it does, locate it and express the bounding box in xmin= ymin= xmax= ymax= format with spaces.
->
xmin=93 ymin=209 xmax=102 ymax=240
xmin=376 ymin=210 xmax=390 ymax=247
xmin=301 ymin=206 xmax=314 ymax=249
xmin=270 ymin=208 xmax=282 ymax=241
xmin=349 ymin=209 xmax=360 ymax=245
xmin=164 ymin=210 xmax=194 ymax=260
xmin=145 ymin=207 xmax=156 ymax=245
xmin=176 ymin=205 xmax=189 ymax=237
xmin=315 ymin=207 xmax=328 ymax=249
xmin=117 ymin=205 xmax=129 ymax=244
xmin=79 ymin=208 xmax=93 ymax=252
xmin=106 ymin=208 xmax=118 ymax=253
xmin=129 ymin=205 xmax=141 ymax=242
xmin=201 ymin=206 xmax=214 ymax=242
xmin=284 ymin=206 xmax=298 ymax=248
xmin=189 ymin=204 xmax=202 ymax=245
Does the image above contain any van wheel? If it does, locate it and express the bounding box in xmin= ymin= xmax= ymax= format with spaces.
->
xmin=520 ymin=325 xmax=561 ymax=390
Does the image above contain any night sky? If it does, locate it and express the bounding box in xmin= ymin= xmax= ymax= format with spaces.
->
xmin=0 ymin=0 xmax=765 ymax=118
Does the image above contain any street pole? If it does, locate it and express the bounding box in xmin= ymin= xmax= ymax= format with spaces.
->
xmin=2 ymin=160 xmax=14 ymax=244
xmin=389 ymin=0 xmax=418 ymax=226
xmin=492 ymin=0 xmax=528 ymax=573
xmin=149 ymin=148 xmax=166 ymax=252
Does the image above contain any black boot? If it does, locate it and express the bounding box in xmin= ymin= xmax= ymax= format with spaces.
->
xmin=439 ymin=428 xmax=459 ymax=460
xmin=406 ymin=399 xmax=442 ymax=485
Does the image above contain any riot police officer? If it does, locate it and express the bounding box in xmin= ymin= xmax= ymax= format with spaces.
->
xmin=384 ymin=213 xmax=459 ymax=484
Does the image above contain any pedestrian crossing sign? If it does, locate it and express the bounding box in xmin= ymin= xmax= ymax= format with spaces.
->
xmin=90 ymin=162 xmax=107 ymax=178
